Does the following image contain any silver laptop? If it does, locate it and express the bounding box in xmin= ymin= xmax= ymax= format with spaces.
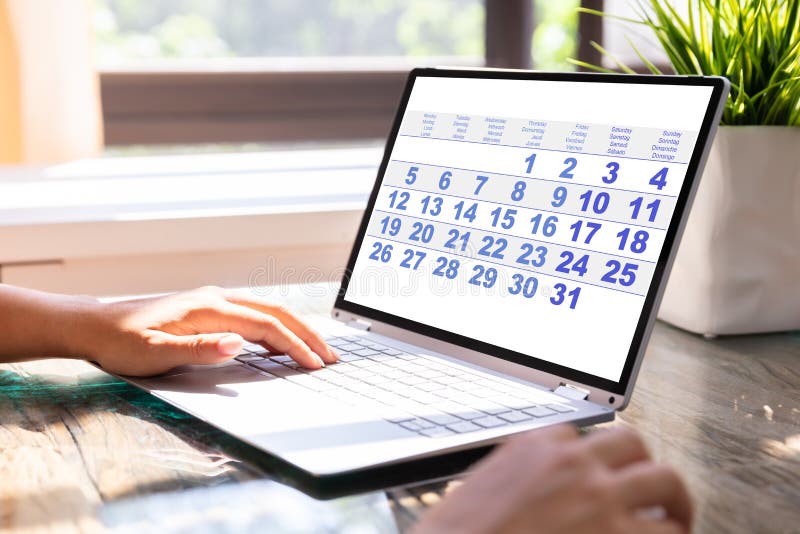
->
xmin=124 ymin=69 xmax=728 ymax=488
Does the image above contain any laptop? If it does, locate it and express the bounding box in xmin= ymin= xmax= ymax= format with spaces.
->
xmin=123 ymin=69 xmax=729 ymax=493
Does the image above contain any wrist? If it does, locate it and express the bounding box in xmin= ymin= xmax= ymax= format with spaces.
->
xmin=45 ymin=293 xmax=106 ymax=360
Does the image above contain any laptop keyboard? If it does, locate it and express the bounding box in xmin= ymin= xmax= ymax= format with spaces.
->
xmin=235 ymin=336 xmax=577 ymax=438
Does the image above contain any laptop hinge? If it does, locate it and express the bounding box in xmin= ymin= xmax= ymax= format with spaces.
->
xmin=347 ymin=318 xmax=372 ymax=331
xmin=554 ymin=383 xmax=590 ymax=401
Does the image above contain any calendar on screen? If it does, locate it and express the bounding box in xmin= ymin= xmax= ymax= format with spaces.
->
xmin=343 ymin=75 xmax=715 ymax=382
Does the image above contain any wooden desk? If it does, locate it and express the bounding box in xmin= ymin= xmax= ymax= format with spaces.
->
xmin=1 ymin=284 xmax=798 ymax=533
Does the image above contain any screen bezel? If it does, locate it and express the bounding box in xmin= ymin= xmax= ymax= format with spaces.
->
xmin=334 ymin=68 xmax=728 ymax=396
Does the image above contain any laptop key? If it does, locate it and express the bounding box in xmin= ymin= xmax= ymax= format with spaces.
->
xmin=414 ymin=393 xmax=441 ymax=405
xmin=473 ymin=416 xmax=507 ymax=428
xmin=234 ymin=354 xmax=265 ymax=362
xmin=382 ymin=410 xmax=415 ymax=423
xmin=498 ymin=411 xmax=532 ymax=423
xmin=446 ymin=421 xmax=482 ymax=434
xmin=434 ymin=402 xmax=485 ymax=421
xmin=476 ymin=401 xmax=512 ymax=415
xmin=398 ymin=376 xmax=426 ymax=386
xmin=340 ymin=343 xmax=364 ymax=352
xmin=286 ymin=374 xmax=336 ymax=391
xmin=360 ymin=342 xmax=388 ymax=350
xmin=433 ymin=376 xmax=461 ymax=385
xmin=491 ymin=396 xmax=536 ymax=410
xmin=366 ymin=353 xmax=394 ymax=362
xmin=417 ymin=381 xmax=446 ymax=392
xmin=419 ymin=412 xmax=461 ymax=426
xmin=418 ymin=427 xmax=456 ymax=438
xmin=417 ymin=369 xmax=445 ymax=380
xmin=250 ymin=361 xmax=298 ymax=377
xmin=547 ymin=404 xmax=578 ymax=413
xmin=523 ymin=406 xmax=558 ymax=418
xmin=353 ymin=348 xmax=380 ymax=357
xmin=399 ymin=421 xmax=424 ymax=432
xmin=363 ymin=374 xmax=392 ymax=386
xmin=381 ymin=349 xmax=404 ymax=356
xmin=408 ymin=418 xmax=436 ymax=430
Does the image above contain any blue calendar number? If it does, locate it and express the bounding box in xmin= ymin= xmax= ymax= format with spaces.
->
xmin=649 ymin=167 xmax=668 ymax=190
xmin=555 ymin=251 xmax=589 ymax=277
xmin=478 ymin=235 xmax=507 ymax=259
xmin=508 ymin=273 xmax=539 ymax=298
xmin=405 ymin=166 xmax=419 ymax=185
xmin=439 ymin=171 xmax=452 ymax=190
xmin=560 ymin=157 xmax=577 ymax=179
xmin=602 ymin=162 xmax=619 ymax=184
xmin=432 ymin=257 xmax=460 ymax=279
xmin=399 ymin=249 xmax=426 ymax=270
xmin=421 ymin=195 xmax=443 ymax=216
xmin=444 ymin=229 xmax=470 ymax=251
xmin=388 ymin=190 xmax=410 ymax=210
xmin=530 ymin=214 xmax=558 ymax=237
xmin=579 ymin=190 xmax=610 ymax=214
xmin=490 ymin=207 xmax=516 ymax=229
xmin=629 ymin=197 xmax=661 ymax=222
xmin=474 ymin=175 xmax=489 ymax=195
xmin=524 ymin=153 xmax=537 ymax=174
xmin=601 ymin=260 xmax=638 ymax=287
xmin=551 ymin=186 xmax=568 ymax=208
xmin=510 ymin=181 xmax=527 ymax=201
xmin=369 ymin=242 xmax=393 ymax=263
xmin=516 ymin=243 xmax=548 ymax=267
xmin=569 ymin=220 xmax=602 ymax=244
xmin=409 ymin=222 xmax=434 ymax=243
xmin=616 ymin=228 xmax=649 ymax=253
xmin=454 ymin=201 xmax=478 ymax=223
xmin=379 ymin=216 xmax=401 ymax=236
xmin=469 ymin=265 xmax=498 ymax=288
xmin=550 ymin=284 xmax=581 ymax=309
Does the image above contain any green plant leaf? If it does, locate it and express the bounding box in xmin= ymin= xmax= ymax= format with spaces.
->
xmin=571 ymin=0 xmax=800 ymax=125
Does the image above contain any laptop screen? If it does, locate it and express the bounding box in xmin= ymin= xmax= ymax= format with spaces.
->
xmin=337 ymin=70 xmax=723 ymax=394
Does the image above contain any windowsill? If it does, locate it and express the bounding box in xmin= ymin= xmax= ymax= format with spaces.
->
xmin=0 ymin=146 xmax=382 ymax=267
xmin=0 ymin=146 xmax=381 ymax=226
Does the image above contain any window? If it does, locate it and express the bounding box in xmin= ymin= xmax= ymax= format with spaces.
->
xmin=94 ymin=0 xmax=485 ymax=65
xmin=96 ymin=1 xmax=599 ymax=146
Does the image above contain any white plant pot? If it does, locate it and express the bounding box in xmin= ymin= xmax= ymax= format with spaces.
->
xmin=658 ymin=126 xmax=800 ymax=335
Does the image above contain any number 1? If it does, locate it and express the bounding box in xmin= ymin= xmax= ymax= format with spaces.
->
xmin=525 ymin=153 xmax=537 ymax=174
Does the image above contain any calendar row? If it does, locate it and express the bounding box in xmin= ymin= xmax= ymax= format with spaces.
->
xmin=365 ymin=212 xmax=654 ymax=295
xmin=383 ymin=160 xmax=676 ymax=229
xmin=375 ymin=187 xmax=666 ymax=264
xmin=363 ymin=240 xmax=587 ymax=309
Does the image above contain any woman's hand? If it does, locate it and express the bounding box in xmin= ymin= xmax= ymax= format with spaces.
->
xmin=74 ymin=286 xmax=337 ymax=376
xmin=415 ymin=425 xmax=692 ymax=534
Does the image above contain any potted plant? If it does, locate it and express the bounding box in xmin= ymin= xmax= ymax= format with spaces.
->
xmin=573 ymin=0 xmax=800 ymax=335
